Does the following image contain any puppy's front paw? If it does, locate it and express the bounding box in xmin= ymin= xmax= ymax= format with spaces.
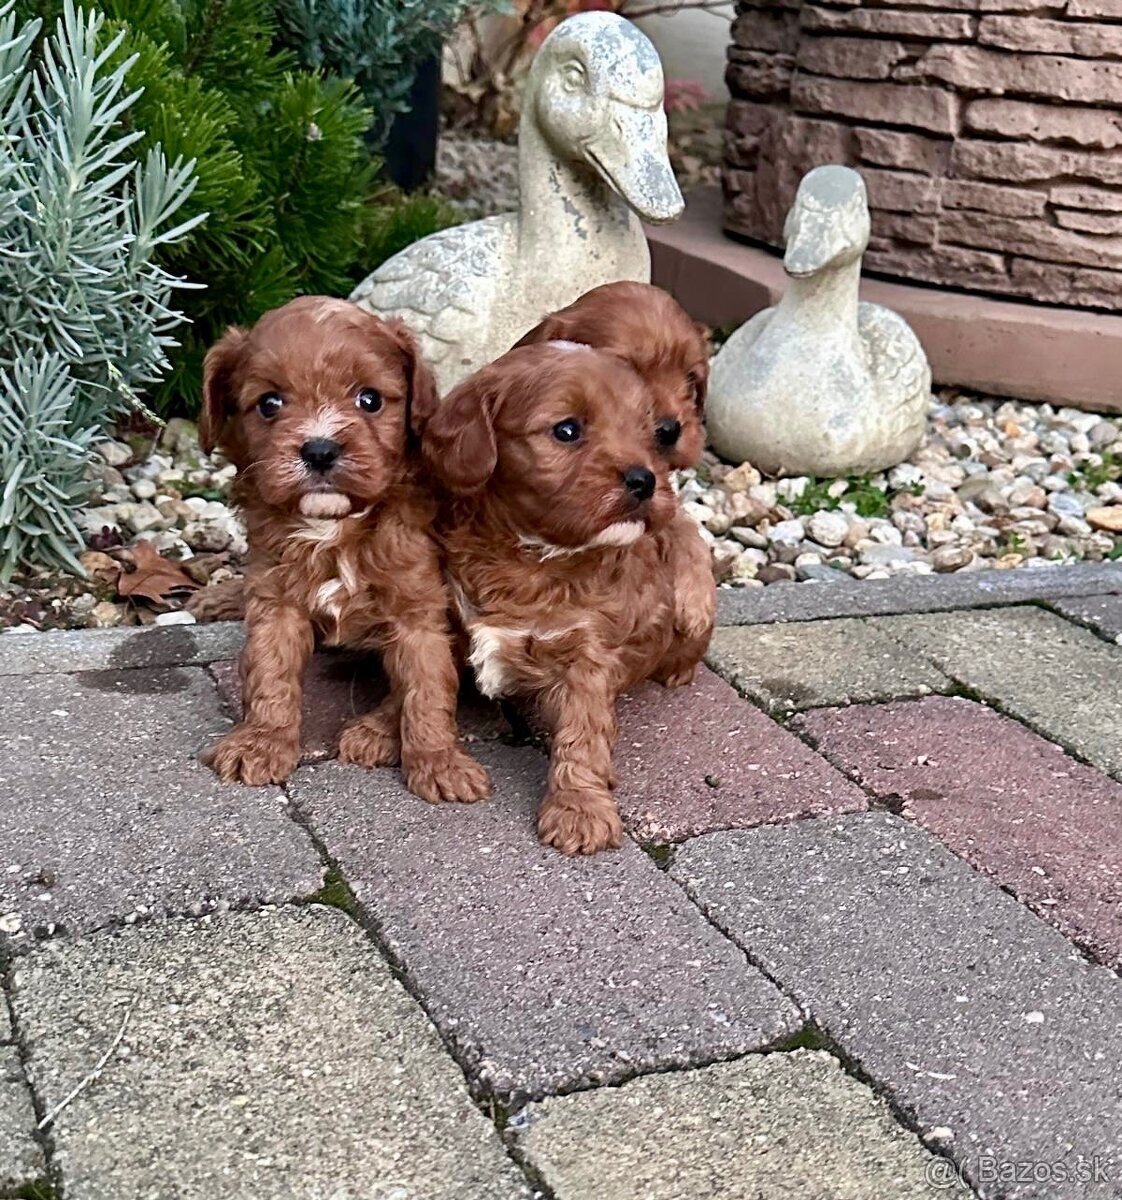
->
xmin=338 ymin=710 xmax=401 ymax=768
xmin=405 ymin=745 xmax=491 ymax=804
xmin=202 ymin=724 xmax=299 ymax=786
xmin=651 ymin=661 xmax=698 ymax=689
xmin=538 ymin=788 xmax=623 ymax=855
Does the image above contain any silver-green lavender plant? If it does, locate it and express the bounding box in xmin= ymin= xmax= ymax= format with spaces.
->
xmin=0 ymin=0 xmax=204 ymax=582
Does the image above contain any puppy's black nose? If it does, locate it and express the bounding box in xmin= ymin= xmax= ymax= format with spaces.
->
xmin=300 ymin=437 xmax=341 ymax=473
xmin=622 ymin=465 xmax=656 ymax=502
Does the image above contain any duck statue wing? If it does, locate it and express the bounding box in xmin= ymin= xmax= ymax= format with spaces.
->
xmin=350 ymin=216 xmax=510 ymax=389
xmin=858 ymin=302 xmax=932 ymax=417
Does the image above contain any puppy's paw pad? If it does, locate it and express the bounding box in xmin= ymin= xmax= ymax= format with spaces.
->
xmin=538 ymin=790 xmax=623 ymax=855
xmin=338 ymin=715 xmax=401 ymax=768
xmin=202 ymin=725 xmax=299 ymax=786
xmin=406 ymin=747 xmax=491 ymax=804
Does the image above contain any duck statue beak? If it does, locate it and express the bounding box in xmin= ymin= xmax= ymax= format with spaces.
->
xmin=586 ymin=102 xmax=684 ymax=225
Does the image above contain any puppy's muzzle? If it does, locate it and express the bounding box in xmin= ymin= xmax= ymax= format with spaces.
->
xmin=622 ymin=466 xmax=656 ymax=503
xmin=301 ymin=437 xmax=341 ymax=474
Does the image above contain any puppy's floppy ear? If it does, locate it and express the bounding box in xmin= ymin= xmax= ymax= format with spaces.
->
xmin=200 ymin=326 xmax=248 ymax=455
xmin=421 ymin=364 xmax=504 ymax=494
xmin=387 ymin=319 xmax=439 ymax=436
xmin=691 ymin=322 xmax=711 ymax=416
xmin=511 ymin=313 xmax=563 ymax=350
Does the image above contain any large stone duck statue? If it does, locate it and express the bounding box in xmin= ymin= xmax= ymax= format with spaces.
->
xmin=350 ymin=12 xmax=684 ymax=392
xmin=707 ymin=165 xmax=930 ymax=478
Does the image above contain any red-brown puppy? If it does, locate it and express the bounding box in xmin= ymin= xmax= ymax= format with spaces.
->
xmin=514 ymin=281 xmax=714 ymax=686
xmin=198 ymin=296 xmax=490 ymax=805
xmin=513 ymin=281 xmax=709 ymax=468
xmin=422 ymin=342 xmax=714 ymax=855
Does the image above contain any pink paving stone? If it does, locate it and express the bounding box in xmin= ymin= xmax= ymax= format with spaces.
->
xmin=210 ymin=653 xmax=508 ymax=762
xmin=613 ymin=666 xmax=866 ymax=844
xmin=796 ymin=695 xmax=1122 ymax=970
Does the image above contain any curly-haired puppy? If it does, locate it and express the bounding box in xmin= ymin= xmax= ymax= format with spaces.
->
xmin=421 ymin=342 xmax=715 ymax=855
xmin=198 ymin=296 xmax=490 ymax=804
xmin=514 ymin=281 xmax=714 ymax=686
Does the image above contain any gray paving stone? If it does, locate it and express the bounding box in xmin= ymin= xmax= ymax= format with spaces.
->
xmin=872 ymin=606 xmax=1122 ymax=780
xmin=11 ymin=907 xmax=529 ymax=1200
xmin=515 ymin=1049 xmax=969 ymax=1200
xmin=288 ymin=745 xmax=800 ymax=1104
xmin=0 ymin=670 xmax=321 ymax=943
xmin=1050 ymin=594 xmax=1122 ymax=644
xmin=0 ymin=621 xmax=245 ymax=675
xmin=707 ymin=618 xmax=951 ymax=713
xmin=671 ymin=813 xmax=1122 ymax=1200
xmin=1 ymin=1043 xmax=44 ymax=1194
xmin=716 ymin=562 xmax=1122 ymax=626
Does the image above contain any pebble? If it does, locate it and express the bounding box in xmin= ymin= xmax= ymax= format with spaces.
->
xmin=682 ymin=391 xmax=1121 ymax=588
xmin=154 ymin=610 xmax=197 ymax=626
xmin=806 ymin=510 xmax=848 ymax=548
xmin=96 ymin=440 xmax=132 ymax=467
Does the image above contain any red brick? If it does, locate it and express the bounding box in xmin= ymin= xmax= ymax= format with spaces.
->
xmin=943 ymin=178 xmax=1047 ymax=217
xmin=864 ymin=242 xmax=1008 ymax=282
xmin=979 ymin=14 xmax=1122 ymax=56
xmin=731 ymin=8 xmax=801 ymax=53
xmin=802 ymin=4 xmax=976 ymax=38
xmin=966 ymin=97 xmax=1122 ymax=150
xmin=1055 ymin=207 xmax=1122 ymax=234
xmin=869 ymin=212 xmax=938 ymax=245
xmin=855 ymin=128 xmax=951 ymax=174
xmin=952 ymin=138 xmax=1122 ymax=186
xmin=1050 ymin=184 xmax=1122 ymax=212
xmin=1009 ymin=256 xmax=1122 ymax=306
xmin=942 ymin=209 xmax=1122 ymax=268
xmin=795 ymin=696 xmax=1122 ymax=969
xmin=862 ymin=167 xmax=941 ymax=213
xmin=1067 ymin=0 xmax=1122 ymax=16
xmin=796 ymin=36 xmax=908 ymax=81
xmin=727 ymin=53 xmax=795 ymax=99
xmin=791 ymin=76 xmax=960 ymax=135
xmin=613 ymin=666 xmax=865 ymax=845
xmin=726 ymin=99 xmax=774 ymax=139
xmin=911 ymin=44 xmax=1122 ymax=105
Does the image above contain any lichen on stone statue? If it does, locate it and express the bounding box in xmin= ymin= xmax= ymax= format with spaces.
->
xmin=707 ymin=164 xmax=930 ymax=479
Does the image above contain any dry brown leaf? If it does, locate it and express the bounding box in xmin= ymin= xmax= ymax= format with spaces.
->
xmin=116 ymin=540 xmax=199 ymax=604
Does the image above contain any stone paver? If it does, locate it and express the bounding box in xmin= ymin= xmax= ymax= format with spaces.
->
xmin=515 ymin=1049 xmax=969 ymax=1200
xmin=0 ymin=670 xmax=321 ymax=942
xmin=872 ymin=606 xmax=1122 ymax=780
xmin=1 ymin=1033 xmax=44 ymax=1195
xmin=0 ymin=622 xmax=244 ymax=675
xmin=288 ymin=744 xmax=800 ymax=1104
xmin=796 ymin=697 xmax=1122 ymax=970
xmin=211 ymin=654 xmax=510 ymax=761
xmin=11 ymin=907 xmax=530 ymax=1200
xmin=715 ymin=562 xmax=1122 ymax=626
xmin=614 ymin=666 xmax=865 ymax=843
xmin=707 ymin=618 xmax=950 ymax=712
xmin=672 ymin=813 xmax=1122 ymax=1200
xmin=1050 ymin=594 xmax=1122 ymax=644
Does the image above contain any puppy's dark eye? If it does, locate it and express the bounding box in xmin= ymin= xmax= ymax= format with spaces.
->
xmin=655 ymin=417 xmax=682 ymax=449
xmin=552 ymin=418 xmax=582 ymax=444
xmin=356 ymin=387 xmax=382 ymax=413
xmin=257 ymin=393 xmax=283 ymax=418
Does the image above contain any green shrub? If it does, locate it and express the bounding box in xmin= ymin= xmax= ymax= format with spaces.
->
xmin=0 ymin=0 xmax=200 ymax=581
xmin=275 ymin=0 xmax=477 ymax=145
